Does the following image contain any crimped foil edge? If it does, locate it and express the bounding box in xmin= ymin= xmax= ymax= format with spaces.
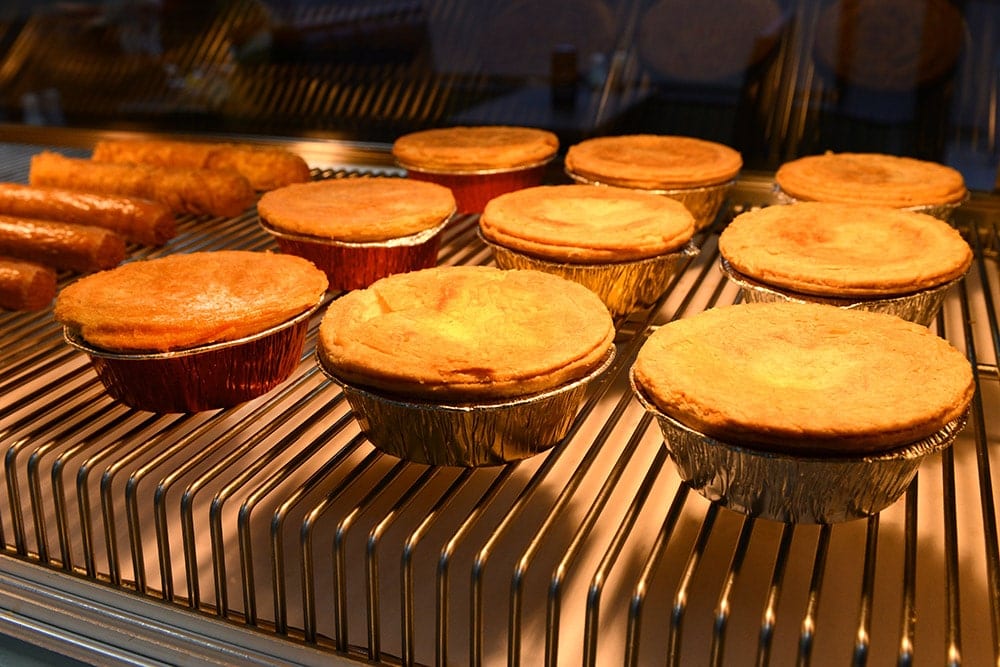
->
xmin=771 ymin=185 xmax=969 ymax=221
xmin=64 ymin=300 xmax=321 ymax=412
xmin=629 ymin=371 xmax=968 ymax=523
xmin=259 ymin=211 xmax=454 ymax=248
xmin=394 ymin=155 xmax=555 ymax=176
xmin=63 ymin=298 xmax=323 ymax=359
xmin=564 ymin=171 xmax=735 ymax=230
xmin=565 ymin=171 xmax=736 ymax=196
xmin=719 ymin=257 xmax=961 ymax=326
xmin=482 ymin=232 xmax=699 ymax=317
xmin=317 ymin=346 xmax=616 ymax=467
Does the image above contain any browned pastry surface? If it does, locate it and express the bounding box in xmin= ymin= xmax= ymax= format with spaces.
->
xmin=258 ymin=177 xmax=456 ymax=242
xmin=318 ymin=265 xmax=615 ymax=401
xmin=632 ymin=302 xmax=974 ymax=454
xmin=719 ymin=202 xmax=972 ymax=297
xmin=54 ymin=250 xmax=328 ymax=352
xmin=92 ymin=139 xmax=312 ymax=191
xmin=564 ymin=134 xmax=743 ymax=189
xmin=480 ymin=184 xmax=695 ymax=262
xmin=775 ymin=152 xmax=967 ymax=208
xmin=392 ymin=126 xmax=559 ymax=171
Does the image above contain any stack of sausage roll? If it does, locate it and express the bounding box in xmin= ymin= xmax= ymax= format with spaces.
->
xmin=0 ymin=139 xmax=311 ymax=312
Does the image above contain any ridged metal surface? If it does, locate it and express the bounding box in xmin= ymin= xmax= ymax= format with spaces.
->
xmin=0 ymin=140 xmax=998 ymax=667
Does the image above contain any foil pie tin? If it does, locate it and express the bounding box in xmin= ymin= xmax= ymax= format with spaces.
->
xmin=630 ymin=374 xmax=968 ymax=524
xmin=317 ymin=346 xmax=615 ymax=467
xmin=565 ymin=170 xmax=736 ymax=231
xmin=483 ymin=233 xmax=700 ymax=318
xmin=720 ymin=257 xmax=962 ymax=326
xmin=260 ymin=216 xmax=450 ymax=292
xmin=396 ymin=157 xmax=554 ymax=215
xmin=772 ymin=186 xmax=968 ymax=222
xmin=64 ymin=302 xmax=321 ymax=413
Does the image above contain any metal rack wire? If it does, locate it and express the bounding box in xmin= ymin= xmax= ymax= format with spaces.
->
xmin=0 ymin=141 xmax=998 ymax=666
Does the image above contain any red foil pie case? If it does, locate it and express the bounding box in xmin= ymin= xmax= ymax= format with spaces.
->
xmin=63 ymin=302 xmax=320 ymax=413
xmin=261 ymin=216 xmax=450 ymax=292
xmin=398 ymin=159 xmax=552 ymax=215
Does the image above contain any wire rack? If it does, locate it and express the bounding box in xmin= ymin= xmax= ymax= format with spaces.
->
xmin=0 ymin=141 xmax=998 ymax=667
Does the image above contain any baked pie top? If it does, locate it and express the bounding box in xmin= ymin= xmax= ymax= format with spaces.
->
xmin=775 ymin=152 xmax=967 ymax=208
xmin=632 ymin=302 xmax=974 ymax=454
xmin=318 ymin=265 xmax=615 ymax=401
xmin=564 ymin=134 xmax=743 ymax=189
xmin=54 ymin=250 xmax=328 ymax=352
xmin=257 ymin=177 xmax=455 ymax=242
xmin=479 ymin=184 xmax=695 ymax=262
xmin=718 ymin=202 xmax=972 ymax=297
xmin=392 ymin=126 xmax=559 ymax=171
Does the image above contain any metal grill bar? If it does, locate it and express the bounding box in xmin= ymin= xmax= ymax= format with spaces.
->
xmin=798 ymin=525 xmax=831 ymax=664
xmin=0 ymin=142 xmax=998 ymax=667
xmin=758 ymin=522 xmax=795 ymax=666
xmin=958 ymin=243 xmax=1000 ymax=661
xmin=897 ymin=479 xmax=919 ymax=665
xmin=709 ymin=514 xmax=756 ymax=666
xmin=941 ymin=437 xmax=963 ymax=666
xmin=582 ymin=424 xmax=666 ymax=666
xmin=853 ymin=514 xmax=879 ymax=663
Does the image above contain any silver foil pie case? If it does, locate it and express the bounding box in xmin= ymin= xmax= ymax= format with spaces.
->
xmin=719 ymin=257 xmax=962 ymax=326
xmin=630 ymin=371 xmax=969 ymax=524
xmin=316 ymin=346 xmax=616 ymax=467
xmin=482 ymin=233 xmax=699 ymax=318
xmin=64 ymin=300 xmax=323 ymax=413
xmin=564 ymin=170 xmax=736 ymax=231
xmin=771 ymin=185 xmax=968 ymax=222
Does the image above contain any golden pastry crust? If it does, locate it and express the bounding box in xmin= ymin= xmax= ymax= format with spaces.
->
xmin=719 ymin=202 xmax=972 ymax=297
xmin=775 ymin=152 xmax=967 ymax=208
xmin=258 ymin=178 xmax=455 ymax=242
xmin=632 ymin=302 xmax=974 ymax=454
xmin=480 ymin=184 xmax=695 ymax=262
xmin=564 ymin=134 xmax=743 ymax=189
xmin=392 ymin=126 xmax=559 ymax=171
xmin=318 ymin=265 xmax=615 ymax=401
xmin=54 ymin=250 xmax=328 ymax=352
